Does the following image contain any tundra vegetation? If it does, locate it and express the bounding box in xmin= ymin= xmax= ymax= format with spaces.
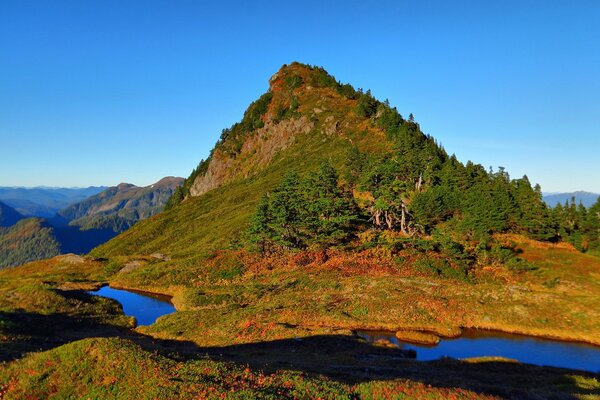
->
xmin=1 ymin=63 xmax=599 ymax=399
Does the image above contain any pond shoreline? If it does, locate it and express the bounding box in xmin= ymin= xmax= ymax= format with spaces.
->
xmin=101 ymin=282 xmax=600 ymax=348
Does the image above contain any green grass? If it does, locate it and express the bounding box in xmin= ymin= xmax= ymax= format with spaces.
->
xmin=2 ymin=64 xmax=600 ymax=399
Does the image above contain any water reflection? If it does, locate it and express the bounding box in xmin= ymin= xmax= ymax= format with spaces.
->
xmin=89 ymin=286 xmax=176 ymax=326
xmin=355 ymin=329 xmax=600 ymax=372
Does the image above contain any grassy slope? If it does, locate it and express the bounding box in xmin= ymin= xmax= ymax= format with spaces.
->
xmin=2 ymin=64 xmax=600 ymax=398
xmin=0 ymin=218 xmax=61 ymax=269
xmin=102 ymin=236 xmax=600 ymax=348
xmin=0 ymin=253 xmax=599 ymax=399
xmin=92 ymin=63 xmax=390 ymax=261
xmin=3 ymin=337 xmax=517 ymax=400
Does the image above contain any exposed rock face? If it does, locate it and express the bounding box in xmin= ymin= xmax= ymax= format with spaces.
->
xmin=189 ymin=116 xmax=314 ymax=197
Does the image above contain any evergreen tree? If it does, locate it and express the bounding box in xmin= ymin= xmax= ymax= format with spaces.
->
xmin=269 ymin=171 xmax=306 ymax=249
xmin=359 ymin=157 xmax=413 ymax=233
xmin=248 ymin=164 xmax=360 ymax=251
xmin=410 ymin=185 xmax=459 ymax=232
xmin=247 ymin=194 xmax=272 ymax=253
xmin=303 ymin=161 xmax=359 ymax=247
xmin=585 ymin=198 xmax=600 ymax=251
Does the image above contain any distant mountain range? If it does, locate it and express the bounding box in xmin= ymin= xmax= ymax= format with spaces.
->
xmin=543 ymin=191 xmax=599 ymax=208
xmin=0 ymin=186 xmax=107 ymax=217
xmin=53 ymin=177 xmax=183 ymax=232
xmin=0 ymin=177 xmax=183 ymax=269
xmin=0 ymin=201 xmax=25 ymax=227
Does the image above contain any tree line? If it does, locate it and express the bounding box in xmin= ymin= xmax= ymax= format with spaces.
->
xmin=248 ymin=95 xmax=600 ymax=256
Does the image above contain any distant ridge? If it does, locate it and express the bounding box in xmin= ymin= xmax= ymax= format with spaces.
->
xmin=0 ymin=177 xmax=183 ymax=269
xmin=0 ymin=186 xmax=107 ymax=217
xmin=0 ymin=201 xmax=25 ymax=227
xmin=543 ymin=191 xmax=599 ymax=208
xmin=55 ymin=176 xmax=184 ymax=232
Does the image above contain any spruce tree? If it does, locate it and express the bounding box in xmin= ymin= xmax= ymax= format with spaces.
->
xmin=248 ymin=194 xmax=272 ymax=253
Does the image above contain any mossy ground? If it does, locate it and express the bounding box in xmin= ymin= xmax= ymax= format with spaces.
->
xmin=2 ymin=64 xmax=599 ymax=398
xmin=1 ymin=239 xmax=599 ymax=399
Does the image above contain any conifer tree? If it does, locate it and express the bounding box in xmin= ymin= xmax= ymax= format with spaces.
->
xmin=248 ymin=194 xmax=272 ymax=253
xmin=269 ymin=171 xmax=306 ymax=249
xmin=303 ymin=161 xmax=359 ymax=247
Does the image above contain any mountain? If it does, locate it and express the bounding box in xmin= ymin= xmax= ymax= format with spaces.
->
xmin=0 ymin=177 xmax=183 ymax=269
xmin=54 ymin=177 xmax=184 ymax=232
xmin=0 ymin=186 xmax=107 ymax=217
xmin=0 ymin=218 xmax=61 ymax=268
xmin=3 ymin=63 xmax=600 ymax=399
xmin=0 ymin=201 xmax=25 ymax=227
xmin=94 ymin=62 xmax=558 ymax=261
xmin=543 ymin=191 xmax=599 ymax=208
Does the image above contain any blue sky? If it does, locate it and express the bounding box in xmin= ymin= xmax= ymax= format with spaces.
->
xmin=1 ymin=1 xmax=599 ymax=192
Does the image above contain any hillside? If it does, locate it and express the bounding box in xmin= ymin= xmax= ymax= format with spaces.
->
xmin=55 ymin=177 xmax=184 ymax=232
xmin=2 ymin=63 xmax=600 ymax=399
xmin=94 ymin=64 xmax=414 ymax=258
xmin=0 ymin=201 xmax=25 ymax=227
xmin=0 ymin=186 xmax=107 ymax=217
xmin=543 ymin=191 xmax=599 ymax=208
xmin=95 ymin=62 xmax=561 ymax=260
xmin=0 ymin=177 xmax=183 ymax=269
xmin=0 ymin=218 xmax=61 ymax=267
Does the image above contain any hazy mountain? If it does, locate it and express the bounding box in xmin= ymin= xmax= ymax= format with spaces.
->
xmin=55 ymin=177 xmax=184 ymax=232
xmin=543 ymin=191 xmax=599 ymax=208
xmin=0 ymin=201 xmax=25 ymax=227
xmin=0 ymin=218 xmax=61 ymax=268
xmin=0 ymin=177 xmax=183 ymax=269
xmin=0 ymin=186 xmax=107 ymax=217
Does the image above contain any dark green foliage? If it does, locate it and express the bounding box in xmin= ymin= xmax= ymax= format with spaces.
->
xmin=374 ymin=102 xmax=404 ymax=133
xmin=273 ymin=97 xmax=300 ymax=123
xmin=308 ymin=66 xmax=339 ymax=89
xmin=247 ymin=163 xmax=359 ymax=251
xmin=302 ymin=162 xmax=361 ymax=247
xmin=166 ymin=158 xmax=211 ymax=209
xmin=359 ymin=156 xmax=413 ymax=232
xmin=0 ymin=218 xmax=61 ymax=269
xmin=336 ymin=83 xmax=357 ymax=99
xmin=343 ymin=146 xmax=367 ymax=186
xmin=247 ymin=194 xmax=273 ymax=253
xmin=586 ymin=198 xmax=600 ymax=251
xmin=164 ymin=186 xmax=185 ymax=211
xmin=218 ymin=92 xmax=273 ymax=156
xmin=551 ymin=196 xmax=600 ymax=252
xmin=285 ymin=74 xmax=303 ymax=90
xmin=414 ymin=256 xmax=470 ymax=282
xmin=355 ymin=90 xmax=378 ymax=117
xmin=411 ymin=186 xmax=459 ymax=232
xmin=459 ymin=182 xmax=511 ymax=239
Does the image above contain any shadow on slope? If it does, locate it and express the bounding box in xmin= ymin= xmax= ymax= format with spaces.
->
xmin=1 ymin=290 xmax=598 ymax=399
xmin=53 ymin=225 xmax=117 ymax=254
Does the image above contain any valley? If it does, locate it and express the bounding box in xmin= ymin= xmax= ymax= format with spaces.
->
xmin=0 ymin=177 xmax=183 ymax=269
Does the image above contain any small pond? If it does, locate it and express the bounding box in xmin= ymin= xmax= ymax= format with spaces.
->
xmin=89 ymin=286 xmax=176 ymax=326
xmin=88 ymin=287 xmax=600 ymax=372
xmin=355 ymin=329 xmax=600 ymax=372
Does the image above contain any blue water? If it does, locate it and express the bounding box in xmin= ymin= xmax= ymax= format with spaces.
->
xmin=89 ymin=286 xmax=176 ymax=326
xmin=89 ymin=286 xmax=600 ymax=372
xmin=356 ymin=330 xmax=600 ymax=372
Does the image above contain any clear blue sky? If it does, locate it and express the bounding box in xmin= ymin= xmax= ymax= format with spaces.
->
xmin=1 ymin=1 xmax=599 ymax=192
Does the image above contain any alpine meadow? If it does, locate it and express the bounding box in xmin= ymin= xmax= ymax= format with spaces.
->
xmin=1 ymin=62 xmax=599 ymax=399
